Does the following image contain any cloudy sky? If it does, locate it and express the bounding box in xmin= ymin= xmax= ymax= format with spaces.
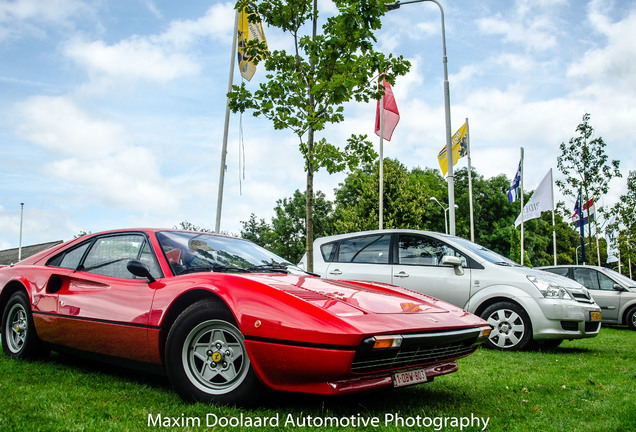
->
xmin=1 ymin=0 xmax=635 ymax=250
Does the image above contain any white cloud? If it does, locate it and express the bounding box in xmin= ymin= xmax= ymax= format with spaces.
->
xmin=64 ymin=37 xmax=200 ymax=83
xmin=567 ymin=8 xmax=636 ymax=93
xmin=13 ymin=96 xmax=180 ymax=213
xmin=15 ymin=96 xmax=127 ymax=158
xmin=0 ymin=0 xmax=92 ymax=40
xmin=476 ymin=0 xmax=568 ymax=52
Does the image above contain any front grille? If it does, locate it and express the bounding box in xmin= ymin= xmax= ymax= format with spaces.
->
xmin=561 ymin=321 xmax=579 ymax=331
xmin=351 ymin=328 xmax=481 ymax=373
xmin=585 ymin=322 xmax=601 ymax=332
xmin=571 ymin=292 xmax=594 ymax=303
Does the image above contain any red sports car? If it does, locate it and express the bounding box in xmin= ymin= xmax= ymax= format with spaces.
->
xmin=0 ymin=229 xmax=490 ymax=404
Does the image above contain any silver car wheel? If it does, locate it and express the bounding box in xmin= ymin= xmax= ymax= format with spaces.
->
xmin=486 ymin=308 xmax=526 ymax=349
xmin=181 ymin=319 xmax=250 ymax=395
xmin=5 ymin=303 xmax=28 ymax=354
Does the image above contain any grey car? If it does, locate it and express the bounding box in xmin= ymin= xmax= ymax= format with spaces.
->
xmin=538 ymin=265 xmax=636 ymax=330
xmin=299 ymin=229 xmax=602 ymax=351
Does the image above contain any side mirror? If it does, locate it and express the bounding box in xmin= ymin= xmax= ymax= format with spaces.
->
xmin=127 ymin=260 xmax=156 ymax=283
xmin=441 ymin=255 xmax=464 ymax=276
xmin=613 ymin=283 xmax=627 ymax=292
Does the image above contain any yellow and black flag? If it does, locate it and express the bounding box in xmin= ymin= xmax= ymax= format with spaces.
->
xmin=437 ymin=121 xmax=468 ymax=176
xmin=237 ymin=7 xmax=267 ymax=81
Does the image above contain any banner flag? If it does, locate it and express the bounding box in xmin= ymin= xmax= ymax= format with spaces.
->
xmin=514 ymin=170 xmax=553 ymax=227
xmin=572 ymin=197 xmax=595 ymax=228
xmin=606 ymin=216 xmax=620 ymax=264
xmin=438 ymin=121 xmax=468 ymax=176
xmin=508 ymin=160 xmax=522 ymax=202
xmin=237 ymin=7 xmax=267 ymax=81
xmin=374 ymin=79 xmax=400 ymax=141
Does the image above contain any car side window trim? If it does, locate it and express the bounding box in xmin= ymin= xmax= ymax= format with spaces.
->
xmin=48 ymin=231 xmax=163 ymax=280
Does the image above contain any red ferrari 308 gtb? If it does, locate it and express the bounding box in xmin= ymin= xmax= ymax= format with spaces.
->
xmin=0 ymin=229 xmax=490 ymax=404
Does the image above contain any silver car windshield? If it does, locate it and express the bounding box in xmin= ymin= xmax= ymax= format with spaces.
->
xmin=605 ymin=267 xmax=636 ymax=288
xmin=156 ymin=231 xmax=304 ymax=276
xmin=450 ymin=236 xmax=520 ymax=267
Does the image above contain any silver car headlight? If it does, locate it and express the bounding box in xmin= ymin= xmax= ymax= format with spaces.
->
xmin=527 ymin=275 xmax=572 ymax=300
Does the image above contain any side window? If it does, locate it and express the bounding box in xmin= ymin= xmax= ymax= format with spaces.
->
xmin=398 ymin=234 xmax=467 ymax=267
xmin=544 ymin=267 xmax=569 ymax=277
xmin=597 ymin=272 xmax=616 ymax=291
xmin=320 ymin=242 xmax=337 ymax=262
xmin=572 ymin=268 xmax=600 ymax=290
xmin=139 ymin=241 xmax=162 ymax=279
xmin=336 ymin=235 xmax=391 ymax=264
xmin=47 ymin=242 xmax=90 ymax=270
xmin=82 ymin=235 xmax=146 ymax=279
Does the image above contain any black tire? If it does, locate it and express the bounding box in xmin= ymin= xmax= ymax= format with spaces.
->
xmin=480 ymin=301 xmax=532 ymax=351
xmin=1 ymin=291 xmax=49 ymax=359
xmin=164 ymin=300 xmax=263 ymax=405
xmin=625 ymin=306 xmax=636 ymax=331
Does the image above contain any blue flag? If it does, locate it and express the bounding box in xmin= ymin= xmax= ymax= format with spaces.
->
xmin=508 ymin=160 xmax=522 ymax=202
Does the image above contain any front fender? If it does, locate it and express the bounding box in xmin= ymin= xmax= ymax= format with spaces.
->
xmin=465 ymin=284 xmax=536 ymax=316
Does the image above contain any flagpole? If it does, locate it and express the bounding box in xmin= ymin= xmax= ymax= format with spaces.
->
xmin=550 ymin=169 xmax=557 ymax=266
xmin=466 ymin=118 xmax=474 ymax=242
xmin=18 ymin=202 xmax=24 ymax=261
xmin=520 ymin=147 xmax=524 ymax=265
xmin=215 ymin=10 xmax=240 ymax=233
xmin=578 ymin=188 xmax=586 ymax=264
xmin=379 ymin=89 xmax=384 ymax=230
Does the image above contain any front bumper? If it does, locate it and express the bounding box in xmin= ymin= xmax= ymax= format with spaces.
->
xmin=531 ymin=298 xmax=602 ymax=340
xmin=244 ymin=326 xmax=488 ymax=395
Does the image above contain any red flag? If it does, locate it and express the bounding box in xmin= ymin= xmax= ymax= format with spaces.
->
xmin=374 ymin=79 xmax=400 ymax=141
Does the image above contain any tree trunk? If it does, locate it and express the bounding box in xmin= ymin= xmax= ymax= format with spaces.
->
xmin=306 ymin=129 xmax=315 ymax=273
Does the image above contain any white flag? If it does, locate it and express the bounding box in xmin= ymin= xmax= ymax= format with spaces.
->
xmin=514 ymin=170 xmax=553 ymax=227
xmin=606 ymin=216 xmax=619 ymax=264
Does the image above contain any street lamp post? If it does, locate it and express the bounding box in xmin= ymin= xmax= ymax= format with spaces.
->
xmin=430 ymin=197 xmax=456 ymax=235
xmin=388 ymin=0 xmax=455 ymax=236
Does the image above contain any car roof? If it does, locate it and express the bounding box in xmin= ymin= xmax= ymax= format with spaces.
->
xmin=313 ymin=229 xmax=452 ymax=245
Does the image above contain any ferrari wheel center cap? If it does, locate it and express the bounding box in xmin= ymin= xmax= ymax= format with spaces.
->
xmin=211 ymin=351 xmax=223 ymax=363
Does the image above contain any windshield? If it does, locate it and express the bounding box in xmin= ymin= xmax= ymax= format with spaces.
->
xmin=605 ymin=267 xmax=636 ymax=288
xmin=156 ymin=231 xmax=305 ymax=276
xmin=449 ymin=236 xmax=520 ymax=267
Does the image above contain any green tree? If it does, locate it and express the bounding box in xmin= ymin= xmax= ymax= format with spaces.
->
xmin=174 ymin=221 xmax=214 ymax=233
xmin=333 ymin=159 xmax=441 ymax=232
xmin=612 ymin=170 xmax=636 ymax=272
xmin=228 ymin=0 xmax=409 ymax=271
xmin=241 ymin=190 xmax=336 ymax=263
xmin=556 ymin=113 xmax=621 ymax=265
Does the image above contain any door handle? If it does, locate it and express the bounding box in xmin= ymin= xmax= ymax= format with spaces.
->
xmin=329 ymin=269 xmax=342 ymax=276
xmin=394 ymin=271 xmax=409 ymax=278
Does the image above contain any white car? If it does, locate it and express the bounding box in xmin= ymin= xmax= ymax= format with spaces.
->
xmin=299 ymin=229 xmax=602 ymax=350
xmin=538 ymin=265 xmax=636 ymax=330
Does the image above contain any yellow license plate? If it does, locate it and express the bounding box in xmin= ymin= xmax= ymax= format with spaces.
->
xmin=590 ymin=311 xmax=602 ymax=321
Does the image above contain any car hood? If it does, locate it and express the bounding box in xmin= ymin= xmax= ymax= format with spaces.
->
xmin=245 ymin=274 xmax=460 ymax=315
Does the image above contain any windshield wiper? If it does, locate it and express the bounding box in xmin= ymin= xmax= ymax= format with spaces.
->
xmin=494 ymin=261 xmax=513 ymax=266
xmin=246 ymin=263 xmax=292 ymax=273
xmin=179 ymin=263 xmax=246 ymax=275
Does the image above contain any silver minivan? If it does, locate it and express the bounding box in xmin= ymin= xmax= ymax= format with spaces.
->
xmin=299 ymin=229 xmax=602 ymax=350
xmin=538 ymin=265 xmax=636 ymax=330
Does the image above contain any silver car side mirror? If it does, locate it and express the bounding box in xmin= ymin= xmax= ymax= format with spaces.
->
xmin=441 ymin=255 xmax=464 ymax=276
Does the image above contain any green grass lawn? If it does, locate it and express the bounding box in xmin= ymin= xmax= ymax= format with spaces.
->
xmin=1 ymin=326 xmax=634 ymax=432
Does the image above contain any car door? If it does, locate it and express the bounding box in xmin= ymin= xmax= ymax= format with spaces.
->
xmin=323 ymin=233 xmax=393 ymax=284
xmin=572 ymin=267 xmax=620 ymax=322
xmin=391 ymin=233 xmax=472 ymax=308
xmin=55 ymin=233 xmax=163 ymax=362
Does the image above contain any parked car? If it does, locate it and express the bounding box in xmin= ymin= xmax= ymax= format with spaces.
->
xmin=299 ymin=229 xmax=602 ymax=351
xmin=538 ymin=265 xmax=636 ymax=330
xmin=0 ymin=228 xmax=491 ymax=404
